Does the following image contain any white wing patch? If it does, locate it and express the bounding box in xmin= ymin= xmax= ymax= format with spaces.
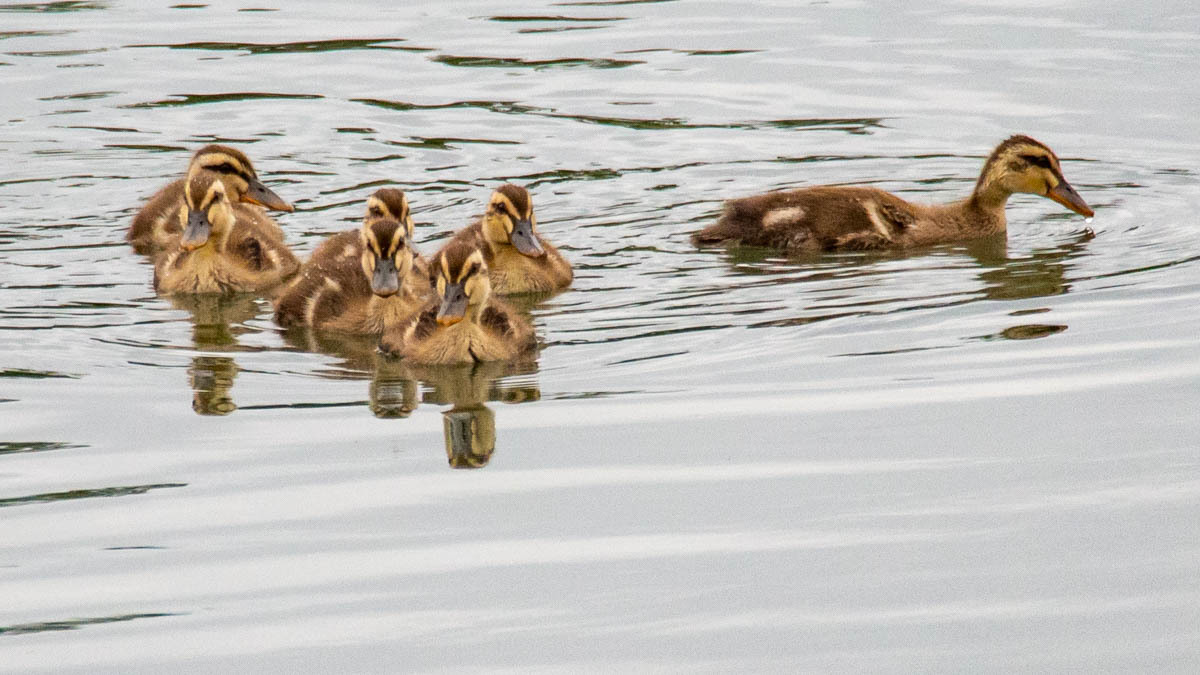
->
xmin=863 ymin=202 xmax=894 ymax=241
xmin=762 ymin=206 xmax=805 ymax=229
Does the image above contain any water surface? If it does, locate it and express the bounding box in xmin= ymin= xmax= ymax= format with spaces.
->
xmin=2 ymin=1 xmax=1199 ymax=672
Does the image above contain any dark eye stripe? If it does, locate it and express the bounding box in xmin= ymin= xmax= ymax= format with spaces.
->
xmin=206 ymin=163 xmax=248 ymax=177
xmin=1019 ymin=154 xmax=1053 ymax=169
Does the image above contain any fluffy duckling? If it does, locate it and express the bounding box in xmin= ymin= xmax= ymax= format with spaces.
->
xmin=130 ymin=144 xmax=293 ymax=254
xmin=381 ymin=239 xmax=537 ymax=364
xmin=693 ymin=135 xmax=1094 ymax=252
xmin=274 ymin=189 xmax=432 ymax=333
xmin=438 ymin=184 xmax=572 ymax=294
xmin=154 ymin=172 xmax=299 ymax=294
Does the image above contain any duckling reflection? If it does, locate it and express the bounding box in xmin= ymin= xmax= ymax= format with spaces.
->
xmin=189 ymin=355 xmax=238 ymax=416
xmin=970 ymin=228 xmax=1094 ymax=301
xmin=370 ymin=355 xmax=419 ymax=419
xmin=278 ymin=327 xmax=421 ymax=418
xmin=406 ymin=359 xmax=540 ymax=470
xmin=167 ymin=293 xmax=266 ymax=415
xmin=166 ymin=292 xmax=262 ymax=349
xmin=443 ymin=405 xmax=495 ymax=469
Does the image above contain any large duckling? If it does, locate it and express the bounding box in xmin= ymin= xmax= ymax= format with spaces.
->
xmin=274 ymin=189 xmax=432 ymax=333
xmin=437 ymin=184 xmax=572 ymax=294
xmin=130 ymin=144 xmax=293 ymax=254
xmin=692 ymin=135 xmax=1094 ymax=252
xmin=381 ymin=239 xmax=537 ymax=364
xmin=154 ymin=172 xmax=299 ymax=294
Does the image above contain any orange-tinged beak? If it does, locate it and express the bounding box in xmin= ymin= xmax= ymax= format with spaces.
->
xmin=436 ymin=282 xmax=468 ymax=326
xmin=243 ymin=177 xmax=294 ymax=212
xmin=1046 ymin=180 xmax=1093 ymax=218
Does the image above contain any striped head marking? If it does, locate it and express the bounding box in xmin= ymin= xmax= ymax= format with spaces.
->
xmin=359 ymin=218 xmax=411 ymax=297
xmin=188 ymin=144 xmax=293 ymax=212
xmin=483 ymin=184 xmax=544 ymax=257
xmin=179 ymin=172 xmax=235 ymax=251
xmin=978 ymin=135 xmax=1092 ymax=217
xmin=365 ymin=188 xmax=414 ymax=238
xmin=434 ymin=242 xmax=489 ymax=326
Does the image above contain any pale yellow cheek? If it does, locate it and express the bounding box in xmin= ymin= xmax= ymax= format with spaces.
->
xmin=1020 ymin=173 xmax=1047 ymax=194
xmin=213 ymin=203 xmax=235 ymax=229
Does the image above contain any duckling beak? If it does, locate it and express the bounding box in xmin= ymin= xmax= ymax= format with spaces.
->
xmin=509 ymin=218 xmax=545 ymax=257
xmin=371 ymin=257 xmax=400 ymax=297
xmin=243 ymin=178 xmax=294 ymax=213
xmin=436 ymin=282 xmax=468 ymax=326
xmin=180 ymin=208 xmax=211 ymax=250
xmin=1046 ymin=179 xmax=1093 ymax=218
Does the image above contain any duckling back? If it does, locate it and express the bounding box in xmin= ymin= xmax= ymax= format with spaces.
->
xmin=153 ymin=174 xmax=298 ymax=295
xmin=438 ymin=184 xmax=572 ymax=294
xmin=130 ymin=145 xmax=292 ymax=254
xmin=274 ymin=218 xmax=431 ymax=333
xmin=381 ymin=239 xmax=536 ymax=364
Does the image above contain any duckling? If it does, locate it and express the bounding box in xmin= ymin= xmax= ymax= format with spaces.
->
xmin=273 ymin=189 xmax=432 ymax=333
xmin=154 ymin=172 xmax=299 ymax=294
xmin=130 ymin=144 xmax=293 ymax=254
xmin=438 ymin=183 xmax=572 ymax=294
xmin=381 ymin=239 xmax=537 ymax=364
xmin=692 ymin=135 xmax=1094 ymax=252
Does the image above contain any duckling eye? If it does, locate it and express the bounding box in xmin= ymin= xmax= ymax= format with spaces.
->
xmin=1019 ymin=154 xmax=1053 ymax=170
xmin=369 ymin=206 xmax=383 ymax=217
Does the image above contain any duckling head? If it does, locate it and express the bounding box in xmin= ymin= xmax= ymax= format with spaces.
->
xmin=359 ymin=217 xmax=413 ymax=298
xmin=187 ymin=144 xmax=294 ymax=213
xmin=481 ymin=183 xmax=544 ymax=257
xmin=364 ymin=188 xmax=415 ymax=239
xmin=179 ymin=172 xmax=237 ymax=251
xmin=975 ymin=135 xmax=1093 ymax=217
xmin=433 ymin=241 xmax=490 ymax=326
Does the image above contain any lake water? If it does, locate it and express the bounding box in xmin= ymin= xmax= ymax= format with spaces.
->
xmin=2 ymin=1 xmax=1198 ymax=671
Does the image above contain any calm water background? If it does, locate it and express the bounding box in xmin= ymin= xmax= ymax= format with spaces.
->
xmin=2 ymin=0 xmax=1199 ymax=671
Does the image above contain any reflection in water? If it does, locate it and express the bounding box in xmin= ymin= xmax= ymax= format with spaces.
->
xmin=443 ymin=406 xmax=495 ymax=469
xmin=971 ymin=229 xmax=1094 ymax=301
xmin=167 ymin=293 xmax=262 ymax=350
xmin=189 ymin=356 xmax=237 ymax=416
xmin=985 ymin=324 xmax=1069 ymax=341
xmin=410 ymin=359 xmax=540 ymax=470
xmin=369 ymin=357 xmax=419 ymax=419
xmin=281 ymin=327 xmax=540 ymax=467
xmin=169 ymin=294 xmax=264 ymax=416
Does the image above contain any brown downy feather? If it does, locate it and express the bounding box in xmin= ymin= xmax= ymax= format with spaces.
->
xmin=381 ymin=239 xmax=536 ymax=364
xmin=436 ymin=183 xmax=572 ymax=294
xmin=274 ymin=191 xmax=432 ymax=333
xmin=692 ymin=135 xmax=1092 ymax=252
xmin=153 ymin=174 xmax=299 ymax=295
xmin=130 ymin=145 xmax=292 ymax=255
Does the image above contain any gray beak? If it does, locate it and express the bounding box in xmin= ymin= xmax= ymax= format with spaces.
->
xmin=371 ymin=257 xmax=400 ymax=297
xmin=180 ymin=208 xmax=211 ymax=250
xmin=243 ymin=177 xmax=294 ymax=213
xmin=509 ymin=218 xmax=545 ymax=257
xmin=437 ymin=282 xmax=468 ymax=326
